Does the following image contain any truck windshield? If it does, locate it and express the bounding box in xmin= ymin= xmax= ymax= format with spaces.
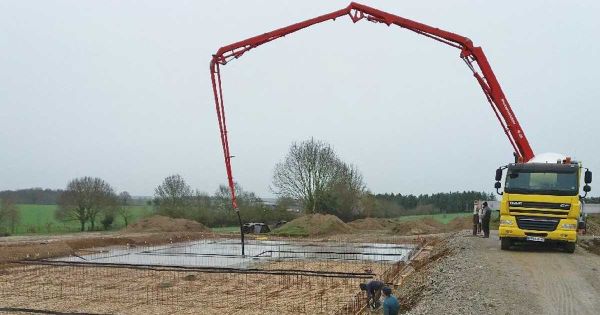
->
xmin=505 ymin=165 xmax=578 ymax=196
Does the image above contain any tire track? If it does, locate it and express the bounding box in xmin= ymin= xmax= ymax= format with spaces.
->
xmin=498 ymin=240 xmax=600 ymax=315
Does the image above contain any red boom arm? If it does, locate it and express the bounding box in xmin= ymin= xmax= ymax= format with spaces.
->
xmin=210 ymin=2 xmax=534 ymax=209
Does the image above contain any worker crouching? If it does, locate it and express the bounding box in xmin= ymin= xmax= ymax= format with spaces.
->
xmin=360 ymin=280 xmax=384 ymax=310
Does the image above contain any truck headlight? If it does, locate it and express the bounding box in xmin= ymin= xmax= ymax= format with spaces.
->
xmin=561 ymin=223 xmax=577 ymax=230
xmin=500 ymin=220 xmax=513 ymax=226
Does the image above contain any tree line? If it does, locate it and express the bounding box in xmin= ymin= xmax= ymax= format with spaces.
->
xmin=56 ymin=177 xmax=134 ymax=231
xmin=49 ymin=174 xmax=296 ymax=232
xmin=152 ymin=175 xmax=296 ymax=227
xmin=375 ymin=191 xmax=495 ymax=212
xmin=0 ymin=188 xmax=152 ymax=206
xmin=586 ymin=197 xmax=600 ymax=204
xmin=0 ymin=188 xmax=63 ymax=205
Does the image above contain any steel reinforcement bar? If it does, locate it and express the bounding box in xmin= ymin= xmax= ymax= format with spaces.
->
xmin=17 ymin=260 xmax=375 ymax=279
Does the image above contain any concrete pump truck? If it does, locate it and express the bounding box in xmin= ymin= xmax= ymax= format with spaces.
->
xmin=494 ymin=153 xmax=592 ymax=253
xmin=209 ymin=2 xmax=592 ymax=254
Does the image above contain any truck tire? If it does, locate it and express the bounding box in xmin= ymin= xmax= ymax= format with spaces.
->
xmin=500 ymin=238 xmax=511 ymax=250
xmin=563 ymin=242 xmax=576 ymax=253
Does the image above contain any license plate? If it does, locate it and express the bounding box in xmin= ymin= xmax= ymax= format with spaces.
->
xmin=526 ymin=236 xmax=545 ymax=242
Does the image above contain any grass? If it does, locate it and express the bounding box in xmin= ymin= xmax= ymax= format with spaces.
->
xmin=270 ymin=225 xmax=309 ymax=237
xmin=212 ymin=226 xmax=240 ymax=233
xmin=6 ymin=204 xmax=152 ymax=235
xmin=393 ymin=212 xmax=473 ymax=224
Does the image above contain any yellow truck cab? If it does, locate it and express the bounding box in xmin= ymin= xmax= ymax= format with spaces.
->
xmin=494 ymin=154 xmax=592 ymax=253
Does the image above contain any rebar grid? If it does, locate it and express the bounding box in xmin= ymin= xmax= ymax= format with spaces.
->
xmin=0 ymin=238 xmax=422 ymax=314
xmin=1 ymin=264 xmax=366 ymax=314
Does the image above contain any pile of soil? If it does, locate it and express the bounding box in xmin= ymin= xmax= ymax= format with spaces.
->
xmin=580 ymin=237 xmax=600 ymax=255
xmin=586 ymin=215 xmax=600 ymax=236
xmin=273 ymin=214 xmax=353 ymax=236
xmin=446 ymin=216 xmax=473 ymax=230
xmin=348 ymin=218 xmax=397 ymax=230
xmin=420 ymin=218 xmax=446 ymax=230
xmin=392 ymin=220 xmax=440 ymax=235
xmin=0 ymin=242 xmax=74 ymax=263
xmin=126 ymin=215 xmax=209 ymax=233
xmin=346 ymin=215 xmax=473 ymax=235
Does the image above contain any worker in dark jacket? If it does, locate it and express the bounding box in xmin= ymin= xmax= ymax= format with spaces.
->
xmin=360 ymin=280 xmax=384 ymax=309
xmin=481 ymin=201 xmax=492 ymax=238
xmin=382 ymin=287 xmax=400 ymax=315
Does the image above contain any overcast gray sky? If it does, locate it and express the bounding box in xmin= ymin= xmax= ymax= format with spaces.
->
xmin=1 ymin=0 xmax=599 ymax=197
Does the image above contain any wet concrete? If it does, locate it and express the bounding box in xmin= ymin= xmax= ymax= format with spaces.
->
xmin=55 ymin=239 xmax=414 ymax=268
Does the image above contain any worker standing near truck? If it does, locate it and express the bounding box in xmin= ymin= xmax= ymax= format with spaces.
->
xmin=481 ymin=202 xmax=492 ymax=238
xmin=478 ymin=202 xmax=484 ymax=234
xmin=472 ymin=202 xmax=480 ymax=236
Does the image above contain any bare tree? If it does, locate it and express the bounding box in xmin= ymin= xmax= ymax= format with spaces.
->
xmin=56 ymin=177 xmax=117 ymax=231
xmin=321 ymin=162 xmax=366 ymax=220
xmin=117 ymin=191 xmax=133 ymax=227
xmin=154 ymin=174 xmax=193 ymax=218
xmin=191 ymin=190 xmax=212 ymax=222
xmin=214 ymin=183 xmax=263 ymax=211
xmin=0 ymin=197 xmax=20 ymax=234
xmin=272 ymin=138 xmax=344 ymax=213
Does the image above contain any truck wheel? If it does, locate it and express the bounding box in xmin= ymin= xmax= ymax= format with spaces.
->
xmin=501 ymin=238 xmax=511 ymax=250
xmin=563 ymin=242 xmax=576 ymax=253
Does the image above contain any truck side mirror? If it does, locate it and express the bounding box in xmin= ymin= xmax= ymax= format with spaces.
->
xmin=494 ymin=181 xmax=503 ymax=195
xmin=495 ymin=168 xmax=503 ymax=181
xmin=583 ymin=185 xmax=591 ymax=193
xmin=585 ymin=170 xmax=592 ymax=184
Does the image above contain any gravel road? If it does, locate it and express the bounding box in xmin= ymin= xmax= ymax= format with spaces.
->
xmin=404 ymin=231 xmax=600 ymax=315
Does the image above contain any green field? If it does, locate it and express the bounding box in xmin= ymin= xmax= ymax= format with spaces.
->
xmin=211 ymin=226 xmax=241 ymax=233
xmin=6 ymin=204 xmax=152 ymax=235
xmin=393 ymin=212 xmax=473 ymax=224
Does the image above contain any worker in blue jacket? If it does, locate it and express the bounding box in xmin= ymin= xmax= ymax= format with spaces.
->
xmin=359 ymin=280 xmax=384 ymax=309
xmin=382 ymin=286 xmax=400 ymax=315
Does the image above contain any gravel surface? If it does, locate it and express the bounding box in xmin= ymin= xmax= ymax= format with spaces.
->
xmin=397 ymin=230 xmax=600 ymax=315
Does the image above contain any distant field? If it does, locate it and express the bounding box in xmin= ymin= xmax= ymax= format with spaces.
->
xmin=394 ymin=212 xmax=473 ymax=224
xmin=7 ymin=204 xmax=152 ymax=235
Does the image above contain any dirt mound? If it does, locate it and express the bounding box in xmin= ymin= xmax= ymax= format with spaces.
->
xmin=273 ymin=214 xmax=353 ymax=236
xmin=586 ymin=215 xmax=600 ymax=236
xmin=392 ymin=220 xmax=439 ymax=235
xmin=349 ymin=215 xmax=474 ymax=235
xmin=446 ymin=216 xmax=473 ymax=231
xmin=348 ymin=218 xmax=397 ymax=230
xmin=580 ymin=237 xmax=600 ymax=256
xmin=0 ymin=242 xmax=73 ymax=263
xmin=126 ymin=215 xmax=209 ymax=233
xmin=420 ymin=217 xmax=446 ymax=230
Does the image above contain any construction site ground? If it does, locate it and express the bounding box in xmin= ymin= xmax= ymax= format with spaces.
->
xmin=0 ymin=225 xmax=423 ymax=314
xmin=400 ymin=230 xmax=600 ymax=315
xmin=1 ymin=216 xmax=600 ymax=314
